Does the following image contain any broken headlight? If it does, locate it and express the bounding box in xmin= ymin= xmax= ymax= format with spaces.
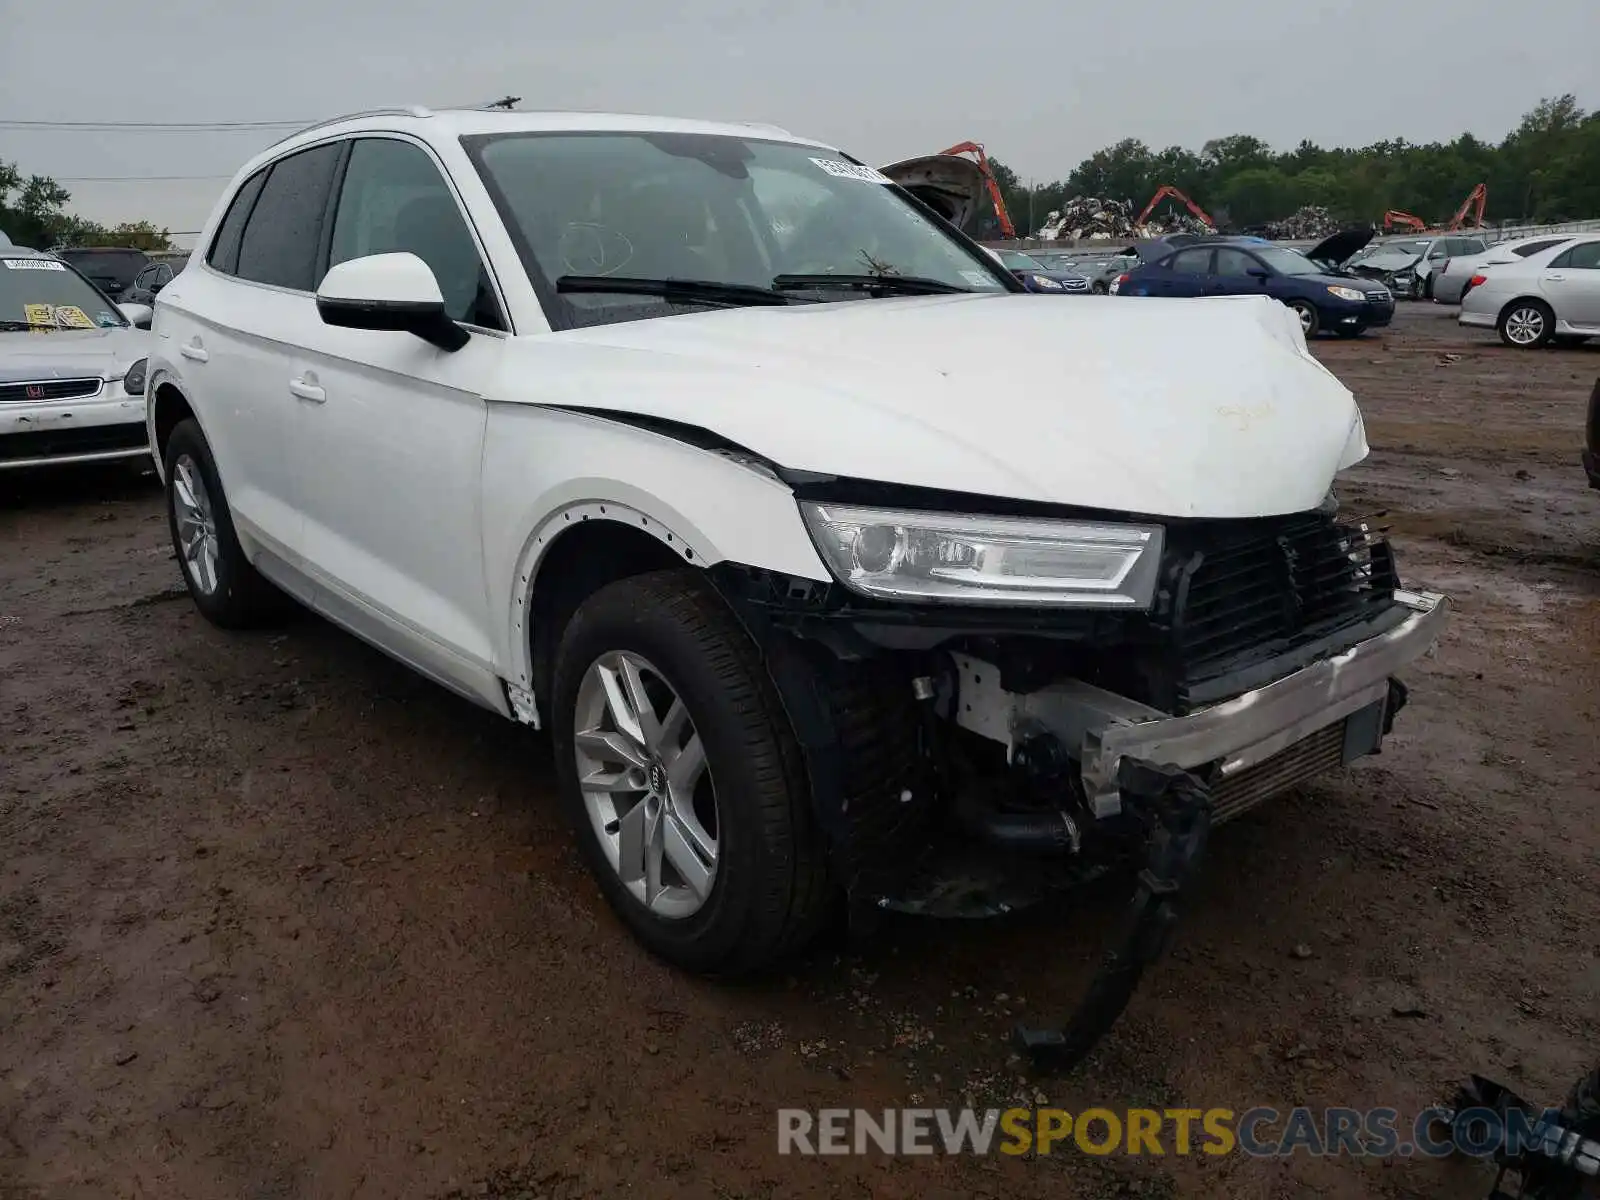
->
xmin=799 ymin=502 xmax=1164 ymax=609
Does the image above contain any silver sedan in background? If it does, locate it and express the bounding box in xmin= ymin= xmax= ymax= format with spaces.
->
xmin=1458 ymin=237 xmax=1600 ymax=347
xmin=1431 ymin=235 xmax=1576 ymax=304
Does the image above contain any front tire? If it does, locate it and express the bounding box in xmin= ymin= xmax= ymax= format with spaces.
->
xmin=1498 ymin=299 xmax=1554 ymax=348
xmin=1288 ymin=299 xmax=1319 ymax=337
xmin=162 ymin=419 xmax=283 ymax=628
xmin=550 ymin=569 xmax=832 ymax=975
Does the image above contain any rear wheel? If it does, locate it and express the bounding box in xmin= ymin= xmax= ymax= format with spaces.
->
xmin=1498 ymin=299 xmax=1554 ymax=348
xmin=162 ymin=419 xmax=284 ymax=628
xmin=550 ymin=569 xmax=833 ymax=975
xmin=1288 ymin=299 xmax=1319 ymax=337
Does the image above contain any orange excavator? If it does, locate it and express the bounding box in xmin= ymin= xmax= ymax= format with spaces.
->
xmin=1381 ymin=185 xmax=1486 ymax=234
xmin=938 ymin=142 xmax=1016 ymax=238
xmin=1446 ymin=182 xmax=1487 ymax=231
xmin=1134 ymin=184 xmax=1215 ymax=230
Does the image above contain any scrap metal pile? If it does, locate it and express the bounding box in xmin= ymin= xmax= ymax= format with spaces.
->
xmin=1036 ymin=197 xmax=1212 ymax=242
xmin=1262 ymin=206 xmax=1343 ymax=239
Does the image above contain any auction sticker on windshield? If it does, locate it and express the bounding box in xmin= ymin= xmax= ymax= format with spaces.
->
xmin=52 ymin=305 xmax=95 ymax=329
xmin=810 ymin=158 xmax=891 ymax=184
xmin=3 ymin=259 xmax=67 ymax=271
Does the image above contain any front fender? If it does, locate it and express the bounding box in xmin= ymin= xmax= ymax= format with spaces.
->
xmin=481 ymin=403 xmax=831 ymax=692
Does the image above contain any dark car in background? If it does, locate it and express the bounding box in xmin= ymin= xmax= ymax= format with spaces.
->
xmin=988 ymin=248 xmax=1090 ymax=293
xmin=52 ymin=247 xmax=151 ymax=302
xmin=122 ymin=255 xmax=189 ymax=306
xmin=1111 ymin=240 xmax=1395 ymax=337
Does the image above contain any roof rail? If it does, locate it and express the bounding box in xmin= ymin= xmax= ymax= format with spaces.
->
xmin=271 ymin=105 xmax=433 ymax=147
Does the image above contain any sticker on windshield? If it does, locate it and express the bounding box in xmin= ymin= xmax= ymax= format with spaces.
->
xmin=810 ymin=158 xmax=891 ymax=184
xmin=53 ymin=305 xmax=95 ymax=329
xmin=3 ymin=258 xmax=67 ymax=271
xmin=95 ymin=310 xmax=118 ymax=328
xmin=23 ymin=303 xmax=56 ymax=327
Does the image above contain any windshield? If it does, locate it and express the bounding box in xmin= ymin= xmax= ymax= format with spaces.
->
xmin=55 ymin=248 xmax=148 ymax=288
xmin=996 ymin=250 xmax=1043 ymax=270
xmin=465 ymin=132 xmax=1011 ymax=326
xmin=1253 ymin=247 xmax=1323 ymax=276
xmin=0 ymin=257 xmax=128 ymax=330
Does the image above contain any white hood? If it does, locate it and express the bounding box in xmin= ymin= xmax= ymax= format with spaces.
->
xmin=500 ymin=293 xmax=1367 ymax=520
xmin=0 ymin=324 xmax=150 ymax=384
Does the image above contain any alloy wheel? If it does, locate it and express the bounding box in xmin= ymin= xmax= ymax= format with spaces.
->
xmin=172 ymin=455 xmax=220 ymax=595
xmin=1504 ymin=306 xmax=1546 ymax=346
xmin=573 ymin=650 xmax=719 ymax=919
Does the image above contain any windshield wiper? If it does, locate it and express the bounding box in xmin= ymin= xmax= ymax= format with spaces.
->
xmin=771 ymin=273 xmax=969 ymax=296
xmin=0 ymin=320 xmax=42 ymax=331
xmin=555 ymin=275 xmax=792 ymax=307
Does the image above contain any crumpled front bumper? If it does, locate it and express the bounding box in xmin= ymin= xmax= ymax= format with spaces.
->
xmin=952 ymin=590 xmax=1449 ymax=818
xmin=1077 ymin=590 xmax=1448 ymax=813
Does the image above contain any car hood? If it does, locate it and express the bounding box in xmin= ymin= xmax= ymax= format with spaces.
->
xmin=1307 ymin=228 xmax=1374 ymax=266
xmin=879 ymin=155 xmax=983 ymax=230
xmin=1350 ymin=248 xmax=1424 ymax=273
xmin=1290 ymin=270 xmax=1389 ymax=291
xmin=0 ymin=325 xmax=150 ymax=383
xmin=501 ymin=294 xmax=1367 ymax=520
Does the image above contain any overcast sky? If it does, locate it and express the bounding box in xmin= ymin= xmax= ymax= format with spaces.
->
xmin=2 ymin=0 xmax=1595 ymax=246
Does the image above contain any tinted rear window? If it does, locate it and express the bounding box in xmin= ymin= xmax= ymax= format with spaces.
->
xmin=57 ymin=249 xmax=147 ymax=285
xmin=208 ymin=170 xmax=267 ymax=276
xmin=235 ymin=143 xmax=343 ymax=291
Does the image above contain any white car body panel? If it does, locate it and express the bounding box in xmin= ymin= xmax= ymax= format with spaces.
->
xmin=504 ymin=292 xmax=1366 ymax=519
xmin=146 ymin=107 xmax=1375 ymax=715
xmin=1 ymin=325 xmax=151 ymax=469
xmin=1457 ymin=237 xmax=1600 ymax=336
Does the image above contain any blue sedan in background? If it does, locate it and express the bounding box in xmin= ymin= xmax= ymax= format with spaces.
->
xmin=989 ymin=248 xmax=1092 ymax=294
xmin=1110 ymin=240 xmax=1395 ymax=337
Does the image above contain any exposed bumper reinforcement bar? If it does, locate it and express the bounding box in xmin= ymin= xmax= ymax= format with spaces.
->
xmin=951 ymin=590 xmax=1448 ymax=817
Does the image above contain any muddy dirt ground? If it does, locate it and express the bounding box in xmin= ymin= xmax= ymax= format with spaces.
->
xmin=2 ymin=306 xmax=1597 ymax=1199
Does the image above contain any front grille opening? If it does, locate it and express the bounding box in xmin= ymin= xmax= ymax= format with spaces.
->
xmin=1157 ymin=512 xmax=1400 ymax=707
xmin=1210 ymin=720 xmax=1347 ymax=824
xmin=0 ymin=378 xmax=103 ymax=404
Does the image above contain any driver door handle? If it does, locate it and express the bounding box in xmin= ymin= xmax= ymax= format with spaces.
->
xmin=1545 ymin=273 xmax=1566 ymax=281
xmin=289 ymin=376 xmax=326 ymax=404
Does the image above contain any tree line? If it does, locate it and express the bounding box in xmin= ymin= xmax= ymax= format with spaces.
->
xmin=0 ymin=161 xmax=173 ymax=251
xmin=978 ymin=94 xmax=1600 ymax=238
xmin=5 ymin=93 xmax=1596 ymax=249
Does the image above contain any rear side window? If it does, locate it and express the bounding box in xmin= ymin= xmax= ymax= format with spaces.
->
xmin=1550 ymin=241 xmax=1600 ymax=270
xmin=207 ymin=170 xmax=267 ymax=276
xmin=1167 ymin=248 xmax=1213 ymax=274
xmin=235 ymin=143 xmax=344 ymax=291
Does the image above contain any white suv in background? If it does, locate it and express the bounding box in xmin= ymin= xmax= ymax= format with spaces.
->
xmin=144 ymin=106 xmax=1445 ymax=1065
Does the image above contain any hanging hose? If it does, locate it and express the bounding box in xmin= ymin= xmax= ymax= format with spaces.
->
xmin=1013 ymin=756 xmax=1212 ymax=1074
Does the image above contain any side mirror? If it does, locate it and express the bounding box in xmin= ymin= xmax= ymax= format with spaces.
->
xmin=116 ymin=302 xmax=153 ymax=329
xmin=315 ymin=252 xmax=469 ymax=352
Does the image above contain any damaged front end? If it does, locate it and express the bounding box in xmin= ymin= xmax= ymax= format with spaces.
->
xmin=711 ymin=488 xmax=1448 ymax=1073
